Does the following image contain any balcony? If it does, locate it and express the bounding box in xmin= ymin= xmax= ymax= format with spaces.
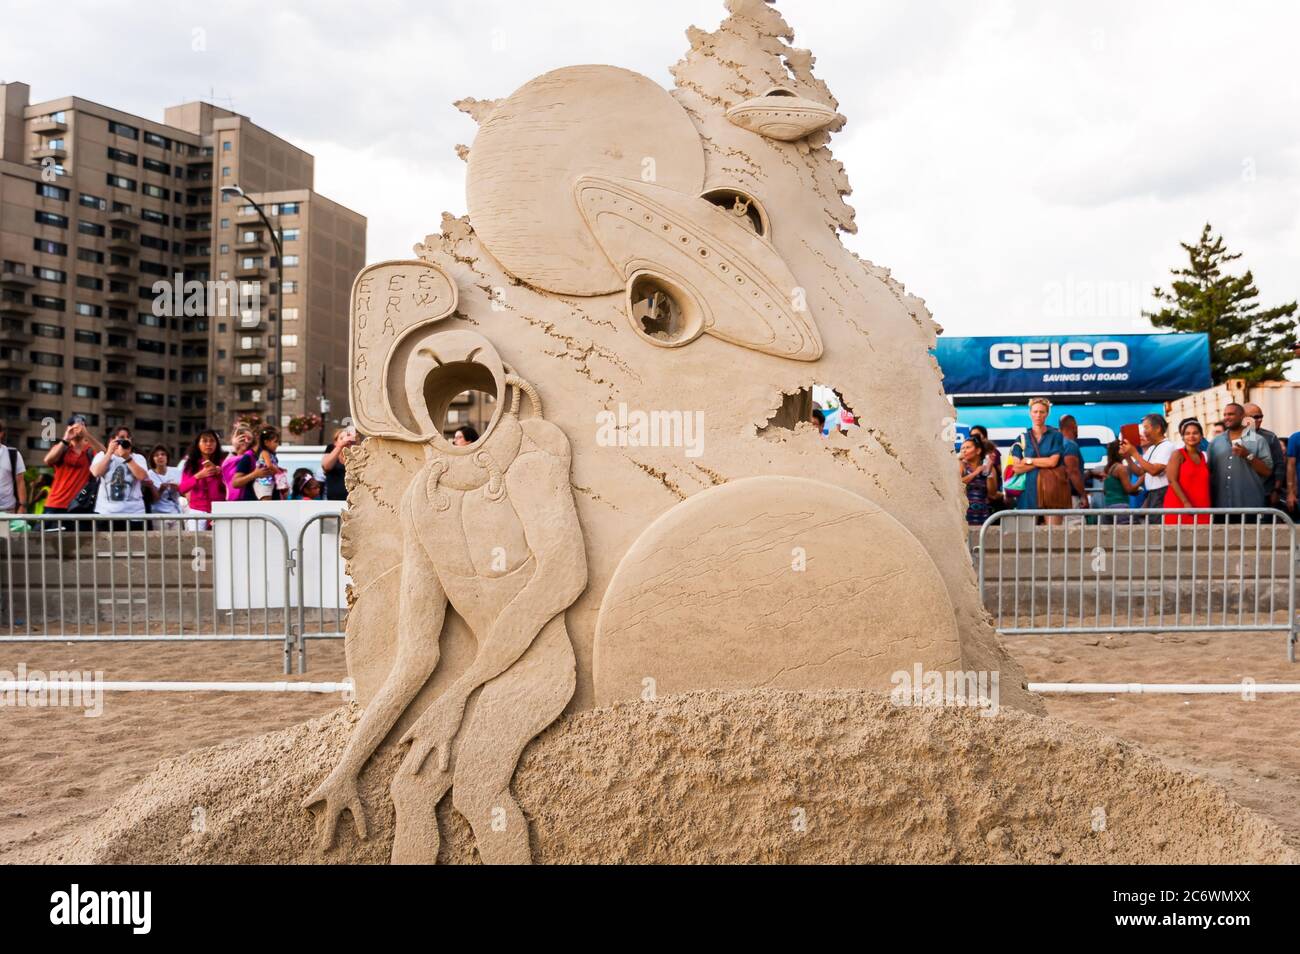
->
xmin=0 ymin=384 xmax=32 ymax=403
xmin=107 ymin=235 xmax=135 ymax=253
xmin=103 ymin=366 xmax=134 ymax=384
xmin=0 ymin=322 xmax=32 ymax=344
xmin=232 ymin=370 xmax=266 ymax=385
xmin=103 ymin=342 xmax=136 ymax=359
xmin=30 ymin=117 xmax=67 ymax=135
xmin=234 ymin=342 xmax=266 ymax=358
xmin=233 ymin=395 xmax=264 ymax=412
xmin=234 ymin=235 xmax=267 ymax=253
xmin=0 ymin=267 xmax=35 ymax=288
xmin=31 ymin=144 xmax=67 ymax=161
xmin=0 ymin=355 xmax=31 ymax=374
xmin=105 ymin=264 xmax=134 ymax=281
xmin=105 ymin=288 xmax=135 ymax=306
xmin=0 ymin=300 xmax=33 ymax=317
xmin=103 ymin=311 xmax=135 ymax=330
xmin=234 ymin=262 xmax=267 ymax=279
xmin=107 ymin=212 xmax=137 ymax=228
xmin=102 ymin=395 xmax=133 ymax=413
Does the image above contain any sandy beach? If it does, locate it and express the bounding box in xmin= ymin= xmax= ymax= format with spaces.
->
xmin=1 ymin=628 xmax=1297 ymax=862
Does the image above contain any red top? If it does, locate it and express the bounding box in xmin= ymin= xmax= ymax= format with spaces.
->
xmin=1164 ymin=448 xmax=1211 ymax=524
xmin=46 ymin=443 xmax=92 ymax=509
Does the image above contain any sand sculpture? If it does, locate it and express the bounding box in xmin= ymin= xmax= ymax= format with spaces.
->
xmin=310 ymin=0 xmax=1042 ymax=863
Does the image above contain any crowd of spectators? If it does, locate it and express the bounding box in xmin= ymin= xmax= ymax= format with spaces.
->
xmin=960 ymin=398 xmax=1292 ymax=526
xmin=0 ymin=417 xmax=356 ymax=524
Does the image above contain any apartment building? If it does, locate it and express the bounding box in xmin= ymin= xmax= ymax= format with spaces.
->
xmin=0 ymin=81 xmax=365 ymax=454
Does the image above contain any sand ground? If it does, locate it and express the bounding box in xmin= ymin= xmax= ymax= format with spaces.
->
xmin=1 ymin=627 xmax=1297 ymax=861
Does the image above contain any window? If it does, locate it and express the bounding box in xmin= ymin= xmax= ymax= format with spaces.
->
xmin=281 ymin=255 xmax=299 ymax=267
xmin=74 ymin=356 xmax=101 ymax=372
xmin=106 ymin=173 xmax=136 ymax=191
xmin=34 ymin=211 xmax=68 ymax=228
xmin=107 ymin=120 xmax=139 ymax=139
xmin=77 ymin=275 xmax=103 ymax=291
xmin=140 ymin=234 xmax=168 ymax=251
xmin=45 ymin=138 xmax=66 ymax=151
xmin=30 ymin=351 xmax=63 ymax=367
xmin=282 ymin=307 xmax=299 ymax=321
xmin=33 ymin=266 xmax=65 ymax=283
xmin=281 ymin=334 xmax=298 ymax=347
xmin=219 ymin=244 xmax=230 ymax=253
xmin=137 ymin=365 xmax=165 ymax=380
xmin=75 ymin=302 xmax=102 ymax=317
xmin=142 ymin=184 xmax=169 ymax=200
xmin=78 ymin=221 xmax=106 ymax=237
xmin=79 ymin=193 xmax=107 ymax=210
xmin=241 ymin=256 xmax=263 ymax=269
xmin=138 ymin=312 xmax=164 ymax=328
xmin=222 ymin=140 xmax=232 ymax=151
xmin=138 ymin=338 xmax=166 ymax=354
xmin=72 ymin=384 xmax=99 ymax=399
xmin=32 ymin=323 xmax=64 ymax=338
xmin=221 ymin=166 xmax=231 ymax=177
xmin=139 ymin=261 xmax=168 ymax=276
xmin=137 ymin=391 xmax=164 ymax=405
xmin=35 ymin=183 xmax=70 ymax=201
xmin=280 ymin=228 xmax=300 ymax=242
xmin=77 ymin=248 xmax=104 ymax=264
xmin=143 ymin=131 xmax=170 ymax=150
xmin=106 ymin=147 xmax=137 ymax=165
xmin=140 ymin=208 xmax=167 ymax=224
xmin=239 ymin=362 xmax=263 ymax=376
xmin=75 ymin=329 xmax=102 ymax=345
xmin=282 ymin=280 xmax=298 ymax=294
xmin=33 ymin=239 xmax=67 ymax=256
xmin=30 ymin=379 xmax=62 ymax=395
xmin=31 ymin=295 xmax=65 ymax=312
xmin=277 ymin=202 xmax=300 ymax=215
xmin=220 ymin=218 xmax=230 ymax=228
xmin=142 ymin=158 xmax=170 ymax=174
xmin=281 ymin=360 xmax=297 ymax=373
xmin=283 ymin=388 xmax=299 ymax=400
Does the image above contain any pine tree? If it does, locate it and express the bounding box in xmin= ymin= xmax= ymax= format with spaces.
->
xmin=1145 ymin=223 xmax=1297 ymax=384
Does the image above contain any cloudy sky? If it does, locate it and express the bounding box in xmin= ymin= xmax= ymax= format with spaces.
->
xmin=4 ymin=0 xmax=1297 ymax=338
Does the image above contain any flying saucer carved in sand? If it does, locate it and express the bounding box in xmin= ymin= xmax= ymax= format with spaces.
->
xmin=725 ymin=87 xmax=839 ymax=141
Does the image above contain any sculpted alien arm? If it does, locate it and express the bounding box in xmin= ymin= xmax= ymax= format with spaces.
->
xmin=303 ymin=476 xmax=447 ymax=846
xmin=403 ymin=423 xmax=586 ymax=771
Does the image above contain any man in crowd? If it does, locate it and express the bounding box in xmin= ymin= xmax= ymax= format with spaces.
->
xmin=89 ymin=426 xmax=150 ymax=526
xmin=1119 ymin=413 xmax=1175 ymax=514
xmin=0 ymin=422 xmax=27 ymax=515
xmin=1243 ymin=403 xmax=1285 ymax=508
xmin=43 ymin=416 xmax=102 ymax=518
xmin=1209 ymin=403 xmax=1272 ymax=517
xmin=1058 ymin=414 xmax=1089 ymax=509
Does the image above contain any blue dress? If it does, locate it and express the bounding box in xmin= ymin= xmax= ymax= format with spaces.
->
xmin=1011 ymin=426 xmax=1064 ymax=510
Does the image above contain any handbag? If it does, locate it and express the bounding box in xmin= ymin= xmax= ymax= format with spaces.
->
xmin=1029 ymin=429 xmax=1071 ymax=509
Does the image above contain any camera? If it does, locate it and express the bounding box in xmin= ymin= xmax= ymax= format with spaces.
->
xmin=118 ymin=438 xmax=132 ymax=451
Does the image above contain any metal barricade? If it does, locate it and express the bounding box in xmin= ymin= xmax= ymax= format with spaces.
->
xmin=0 ymin=512 xmax=297 ymax=673
xmin=294 ymin=511 xmax=347 ymax=673
xmin=976 ymin=508 xmax=1297 ymax=661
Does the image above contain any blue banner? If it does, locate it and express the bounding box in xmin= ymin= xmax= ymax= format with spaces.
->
xmin=934 ymin=333 xmax=1210 ymax=397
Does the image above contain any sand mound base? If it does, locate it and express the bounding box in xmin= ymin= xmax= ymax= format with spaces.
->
xmin=51 ymin=690 xmax=1295 ymax=864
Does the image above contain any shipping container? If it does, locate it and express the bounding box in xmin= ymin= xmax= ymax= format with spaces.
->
xmin=1165 ymin=379 xmax=1300 ymax=438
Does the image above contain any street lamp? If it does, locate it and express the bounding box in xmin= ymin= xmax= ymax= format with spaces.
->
xmin=220 ymin=184 xmax=284 ymax=435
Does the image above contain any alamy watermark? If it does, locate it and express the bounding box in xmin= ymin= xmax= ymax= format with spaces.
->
xmin=0 ymin=664 xmax=104 ymax=717
xmin=890 ymin=664 xmax=1000 ymax=717
xmin=151 ymin=272 xmax=261 ymax=319
xmin=595 ymin=403 xmax=704 ymax=458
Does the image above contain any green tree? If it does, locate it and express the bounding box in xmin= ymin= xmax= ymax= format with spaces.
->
xmin=1145 ymin=223 xmax=1297 ymax=384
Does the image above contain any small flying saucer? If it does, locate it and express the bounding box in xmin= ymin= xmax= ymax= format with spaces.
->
xmin=725 ymin=87 xmax=838 ymax=141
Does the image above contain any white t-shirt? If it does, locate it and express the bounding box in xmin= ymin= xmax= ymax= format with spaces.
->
xmin=92 ymin=451 xmax=149 ymax=515
xmin=147 ymin=465 xmax=184 ymax=514
xmin=0 ymin=444 xmax=27 ymax=512
xmin=1142 ymin=439 xmax=1175 ymax=490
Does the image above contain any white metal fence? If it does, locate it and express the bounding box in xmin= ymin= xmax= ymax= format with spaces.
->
xmin=0 ymin=512 xmax=349 ymax=673
xmin=975 ymin=508 xmax=1297 ymax=661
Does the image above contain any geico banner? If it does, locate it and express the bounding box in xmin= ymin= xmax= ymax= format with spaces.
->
xmin=933 ymin=333 xmax=1210 ymax=396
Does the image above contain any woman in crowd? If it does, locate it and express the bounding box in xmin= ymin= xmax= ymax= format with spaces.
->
xmin=452 ymin=425 xmax=480 ymax=447
xmin=232 ymin=426 xmax=288 ymax=501
xmin=1163 ymin=418 xmax=1212 ymax=525
xmin=969 ymin=425 xmax=1004 ymax=510
xmin=179 ymin=430 xmax=228 ymax=520
xmin=147 ymin=445 xmax=183 ymax=515
xmin=221 ymin=425 xmax=257 ymax=502
xmin=1008 ymin=397 xmax=1068 ymax=525
xmin=42 ymin=416 xmax=102 ymax=522
xmin=958 ymin=437 xmax=993 ymax=525
xmin=1101 ymin=440 xmax=1141 ymax=523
